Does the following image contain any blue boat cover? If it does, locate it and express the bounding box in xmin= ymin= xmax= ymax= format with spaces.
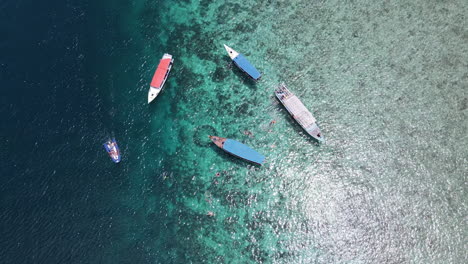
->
xmin=233 ymin=54 xmax=261 ymax=80
xmin=223 ymin=139 xmax=265 ymax=165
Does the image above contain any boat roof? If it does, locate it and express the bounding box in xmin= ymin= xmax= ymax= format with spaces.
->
xmin=223 ymin=139 xmax=265 ymax=165
xmin=150 ymin=58 xmax=172 ymax=88
xmin=283 ymin=96 xmax=317 ymax=127
xmin=233 ymin=54 xmax=261 ymax=80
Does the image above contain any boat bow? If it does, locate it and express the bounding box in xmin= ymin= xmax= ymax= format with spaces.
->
xmin=223 ymin=44 xmax=239 ymax=60
xmin=148 ymin=87 xmax=161 ymax=103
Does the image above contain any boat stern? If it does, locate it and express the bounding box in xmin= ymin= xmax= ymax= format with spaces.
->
xmin=109 ymin=151 xmax=121 ymax=163
xmin=209 ymin=135 xmax=226 ymax=149
xmin=104 ymin=138 xmax=121 ymax=163
xmin=113 ymin=153 xmax=121 ymax=163
xmin=223 ymin=44 xmax=239 ymax=60
xmin=162 ymin=53 xmax=173 ymax=60
xmin=306 ymin=123 xmax=325 ymax=143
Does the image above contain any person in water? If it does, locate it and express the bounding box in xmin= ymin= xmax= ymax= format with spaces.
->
xmin=243 ymin=130 xmax=253 ymax=137
xmin=268 ymin=120 xmax=277 ymax=133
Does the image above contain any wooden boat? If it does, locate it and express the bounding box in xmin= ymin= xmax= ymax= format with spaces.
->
xmin=209 ymin=136 xmax=265 ymax=165
xmin=148 ymin=53 xmax=174 ymax=103
xmin=275 ymin=83 xmax=324 ymax=142
xmin=223 ymin=44 xmax=261 ymax=80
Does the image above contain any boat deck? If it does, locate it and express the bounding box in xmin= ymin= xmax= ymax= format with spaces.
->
xmin=224 ymin=139 xmax=265 ymax=165
xmin=275 ymin=84 xmax=324 ymax=142
xmin=276 ymin=85 xmax=316 ymax=128
xmin=282 ymin=96 xmax=316 ymax=127
xmin=233 ymin=54 xmax=261 ymax=80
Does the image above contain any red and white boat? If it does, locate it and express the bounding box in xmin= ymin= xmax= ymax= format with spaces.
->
xmin=148 ymin=53 xmax=174 ymax=103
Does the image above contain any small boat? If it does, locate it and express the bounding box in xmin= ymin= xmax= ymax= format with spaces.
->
xmin=103 ymin=138 xmax=121 ymax=163
xmin=223 ymin=44 xmax=261 ymax=80
xmin=275 ymin=83 xmax=324 ymax=142
xmin=148 ymin=53 xmax=174 ymax=103
xmin=209 ymin=136 xmax=265 ymax=165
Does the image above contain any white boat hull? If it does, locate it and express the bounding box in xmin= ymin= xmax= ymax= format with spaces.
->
xmin=147 ymin=53 xmax=173 ymax=104
xmin=148 ymin=87 xmax=162 ymax=103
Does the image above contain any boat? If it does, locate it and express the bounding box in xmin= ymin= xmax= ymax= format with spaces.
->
xmin=209 ymin=136 xmax=265 ymax=165
xmin=148 ymin=53 xmax=174 ymax=103
xmin=223 ymin=44 xmax=261 ymax=80
xmin=103 ymin=138 xmax=121 ymax=163
xmin=275 ymin=83 xmax=324 ymax=142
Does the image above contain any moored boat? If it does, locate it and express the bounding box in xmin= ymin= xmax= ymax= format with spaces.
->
xmin=148 ymin=53 xmax=174 ymax=103
xmin=275 ymin=83 xmax=324 ymax=142
xmin=103 ymin=138 xmax=121 ymax=163
xmin=223 ymin=44 xmax=261 ymax=80
xmin=209 ymin=136 xmax=265 ymax=165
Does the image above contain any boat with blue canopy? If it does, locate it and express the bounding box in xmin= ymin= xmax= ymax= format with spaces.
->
xmin=209 ymin=136 xmax=265 ymax=165
xmin=223 ymin=44 xmax=261 ymax=80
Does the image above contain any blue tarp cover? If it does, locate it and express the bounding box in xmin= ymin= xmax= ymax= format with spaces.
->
xmin=224 ymin=139 xmax=265 ymax=164
xmin=233 ymin=54 xmax=261 ymax=80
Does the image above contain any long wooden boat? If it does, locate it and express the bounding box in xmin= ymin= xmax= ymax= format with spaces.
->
xmin=209 ymin=136 xmax=265 ymax=165
xmin=275 ymin=83 xmax=324 ymax=142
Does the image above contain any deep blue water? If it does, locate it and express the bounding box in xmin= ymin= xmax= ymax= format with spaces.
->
xmin=1 ymin=1 xmax=117 ymax=262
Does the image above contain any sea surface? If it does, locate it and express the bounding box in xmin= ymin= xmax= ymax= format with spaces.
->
xmin=0 ymin=0 xmax=467 ymax=263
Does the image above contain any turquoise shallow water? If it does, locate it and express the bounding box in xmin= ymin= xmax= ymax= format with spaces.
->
xmin=96 ymin=1 xmax=466 ymax=263
xmin=100 ymin=0 xmax=467 ymax=263
xmin=1 ymin=0 xmax=466 ymax=263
